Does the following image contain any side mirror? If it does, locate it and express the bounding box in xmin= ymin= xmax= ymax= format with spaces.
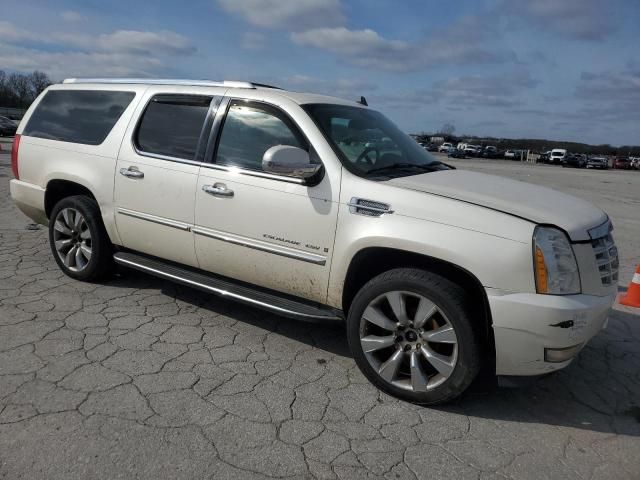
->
xmin=262 ymin=145 xmax=321 ymax=180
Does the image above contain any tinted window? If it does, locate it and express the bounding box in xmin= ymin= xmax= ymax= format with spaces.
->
xmin=23 ymin=90 xmax=134 ymax=145
xmin=136 ymin=95 xmax=212 ymax=160
xmin=216 ymin=101 xmax=306 ymax=171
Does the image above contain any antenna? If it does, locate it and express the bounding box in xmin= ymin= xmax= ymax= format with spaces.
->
xmin=357 ymin=96 xmax=368 ymax=106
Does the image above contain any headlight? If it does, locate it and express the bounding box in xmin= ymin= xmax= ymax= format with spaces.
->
xmin=533 ymin=226 xmax=581 ymax=295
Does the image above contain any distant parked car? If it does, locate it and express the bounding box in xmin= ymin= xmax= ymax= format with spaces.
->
xmin=505 ymin=149 xmax=524 ymax=160
xmin=613 ymin=157 xmax=631 ymax=170
xmin=481 ymin=146 xmax=500 ymax=158
xmin=463 ymin=145 xmax=481 ymax=156
xmin=538 ymin=151 xmax=551 ymax=163
xmin=586 ymin=157 xmax=608 ymax=170
xmin=425 ymin=143 xmax=439 ymax=152
xmin=563 ymin=154 xmax=587 ymax=168
xmin=447 ymin=147 xmax=467 ymax=158
xmin=438 ymin=142 xmax=453 ymax=153
xmin=0 ymin=116 xmax=17 ymax=137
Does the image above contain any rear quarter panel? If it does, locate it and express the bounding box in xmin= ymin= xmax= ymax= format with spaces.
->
xmin=15 ymin=84 xmax=147 ymax=244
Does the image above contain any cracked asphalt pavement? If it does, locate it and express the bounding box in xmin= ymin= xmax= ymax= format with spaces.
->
xmin=1 ymin=147 xmax=639 ymax=479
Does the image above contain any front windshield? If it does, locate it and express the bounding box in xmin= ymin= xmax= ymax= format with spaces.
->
xmin=303 ymin=104 xmax=449 ymax=178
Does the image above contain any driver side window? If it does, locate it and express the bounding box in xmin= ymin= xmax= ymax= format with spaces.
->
xmin=215 ymin=100 xmax=307 ymax=171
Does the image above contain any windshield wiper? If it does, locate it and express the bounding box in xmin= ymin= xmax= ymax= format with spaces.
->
xmin=365 ymin=161 xmax=448 ymax=176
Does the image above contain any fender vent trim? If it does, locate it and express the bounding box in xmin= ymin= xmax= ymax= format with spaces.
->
xmin=348 ymin=198 xmax=393 ymax=217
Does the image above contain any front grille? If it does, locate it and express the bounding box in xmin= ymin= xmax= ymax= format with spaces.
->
xmin=591 ymin=233 xmax=619 ymax=286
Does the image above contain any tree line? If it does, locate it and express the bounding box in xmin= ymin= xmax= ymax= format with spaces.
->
xmin=0 ymin=70 xmax=52 ymax=109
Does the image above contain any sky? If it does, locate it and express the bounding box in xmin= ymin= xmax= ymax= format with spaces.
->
xmin=1 ymin=0 xmax=639 ymax=146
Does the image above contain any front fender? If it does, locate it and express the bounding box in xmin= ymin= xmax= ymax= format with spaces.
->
xmin=327 ymin=205 xmax=535 ymax=309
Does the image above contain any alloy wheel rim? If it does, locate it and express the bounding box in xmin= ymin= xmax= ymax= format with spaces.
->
xmin=53 ymin=208 xmax=92 ymax=272
xmin=359 ymin=291 xmax=458 ymax=392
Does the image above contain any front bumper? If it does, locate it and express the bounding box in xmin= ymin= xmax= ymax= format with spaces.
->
xmin=488 ymin=288 xmax=615 ymax=376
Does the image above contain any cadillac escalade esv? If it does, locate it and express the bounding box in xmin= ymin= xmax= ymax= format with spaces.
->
xmin=9 ymin=79 xmax=618 ymax=404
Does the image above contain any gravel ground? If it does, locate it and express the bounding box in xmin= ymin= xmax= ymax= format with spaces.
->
xmin=1 ymin=146 xmax=639 ymax=480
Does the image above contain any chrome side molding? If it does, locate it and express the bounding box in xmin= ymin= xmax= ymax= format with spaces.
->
xmin=116 ymin=208 xmax=191 ymax=231
xmin=192 ymin=226 xmax=327 ymax=265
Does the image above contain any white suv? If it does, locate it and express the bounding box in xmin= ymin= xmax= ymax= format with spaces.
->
xmin=10 ymin=79 xmax=618 ymax=404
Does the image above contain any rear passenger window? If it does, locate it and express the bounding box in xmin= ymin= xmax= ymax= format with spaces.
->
xmin=215 ymin=101 xmax=306 ymax=171
xmin=23 ymin=90 xmax=134 ymax=145
xmin=135 ymin=95 xmax=212 ymax=160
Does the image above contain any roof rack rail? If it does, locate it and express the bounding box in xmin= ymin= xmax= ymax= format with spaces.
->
xmin=61 ymin=78 xmax=258 ymax=89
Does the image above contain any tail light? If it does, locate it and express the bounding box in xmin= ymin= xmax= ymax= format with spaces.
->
xmin=11 ymin=134 xmax=21 ymax=179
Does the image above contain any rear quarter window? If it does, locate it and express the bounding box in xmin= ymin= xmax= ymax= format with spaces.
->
xmin=23 ymin=90 xmax=135 ymax=145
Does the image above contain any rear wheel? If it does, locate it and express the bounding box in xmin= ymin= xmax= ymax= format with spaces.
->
xmin=49 ymin=195 xmax=114 ymax=281
xmin=347 ymin=268 xmax=481 ymax=405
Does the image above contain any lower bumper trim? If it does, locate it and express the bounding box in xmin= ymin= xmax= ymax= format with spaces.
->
xmin=544 ymin=343 xmax=583 ymax=363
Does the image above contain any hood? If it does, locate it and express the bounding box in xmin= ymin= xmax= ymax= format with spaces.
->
xmin=388 ymin=170 xmax=607 ymax=241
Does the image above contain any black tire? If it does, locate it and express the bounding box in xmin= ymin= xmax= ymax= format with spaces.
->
xmin=347 ymin=268 xmax=481 ymax=405
xmin=48 ymin=195 xmax=114 ymax=281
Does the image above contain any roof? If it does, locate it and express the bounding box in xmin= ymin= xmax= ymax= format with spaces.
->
xmin=61 ymin=78 xmax=367 ymax=108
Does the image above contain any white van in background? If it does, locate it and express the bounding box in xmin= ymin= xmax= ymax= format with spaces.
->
xmin=550 ymin=149 xmax=568 ymax=165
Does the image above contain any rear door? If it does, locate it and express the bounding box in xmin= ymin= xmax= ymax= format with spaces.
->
xmin=114 ymin=87 xmax=223 ymax=266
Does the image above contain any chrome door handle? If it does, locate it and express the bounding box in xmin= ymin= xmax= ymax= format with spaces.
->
xmin=119 ymin=167 xmax=144 ymax=179
xmin=203 ymin=183 xmax=234 ymax=197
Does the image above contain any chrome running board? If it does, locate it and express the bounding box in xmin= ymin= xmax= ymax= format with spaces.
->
xmin=113 ymin=251 xmax=343 ymax=323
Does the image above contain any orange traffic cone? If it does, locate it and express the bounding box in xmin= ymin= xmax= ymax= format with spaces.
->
xmin=620 ymin=264 xmax=640 ymax=308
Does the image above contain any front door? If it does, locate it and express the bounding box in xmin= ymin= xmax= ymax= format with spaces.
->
xmin=115 ymin=89 xmax=221 ymax=267
xmin=194 ymin=98 xmax=340 ymax=303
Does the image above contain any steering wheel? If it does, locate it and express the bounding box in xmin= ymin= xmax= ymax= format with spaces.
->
xmin=356 ymin=146 xmax=380 ymax=165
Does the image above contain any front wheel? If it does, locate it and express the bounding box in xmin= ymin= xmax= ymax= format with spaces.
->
xmin=347 ymin=269 xmax=481 ymax=405
xmin=48 ymin=195 xmax=114 ymax=281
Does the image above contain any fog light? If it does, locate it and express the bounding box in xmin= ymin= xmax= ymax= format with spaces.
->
xmin=544 ymin=343 xmax=583 ymax=363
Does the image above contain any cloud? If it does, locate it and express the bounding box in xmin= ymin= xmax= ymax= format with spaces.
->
xmin=572 ymin=67 xmax=640 ymax=123
xmin=0 ymin=21 xmax=32 ymax=42
xmin=54 ymin=30 xmax=196 ymax=56
xmin=487 ymin=66 xmax=640 ymax=143
xmin=502 ymin=0 xmax=615 ymax=40
xmin=61 ymin=11 xmax=84 ymax=22
xmin=576 ymin=68 xmax=640 ymax=101
xmin=291 ymin=17 xmax=514 ymax=72
xmin=281 ymin=75 xmax=377 ymax=99
xmin=216 ymin=0 xmax=344 ymax=30
xmin=430 ymin=71 xmax=539 ymax=108
xmin=241 ymin=32 xmax=266 ymax=50
xmin=0 ymin=43 xmax=167 ymax=78
xmin=0 ymin=24 xmax=196 ymax=79
xmin=373 ymin=70 xmax=538 ymax=109
xmin=98 ymin=30 xmax=196 ymax=55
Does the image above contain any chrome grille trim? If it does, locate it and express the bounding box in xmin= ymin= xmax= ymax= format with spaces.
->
xmin=591 ymin=232 xmax=619 ymax=286
xmin=588 ymin=219 xmax=613 ymax=240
